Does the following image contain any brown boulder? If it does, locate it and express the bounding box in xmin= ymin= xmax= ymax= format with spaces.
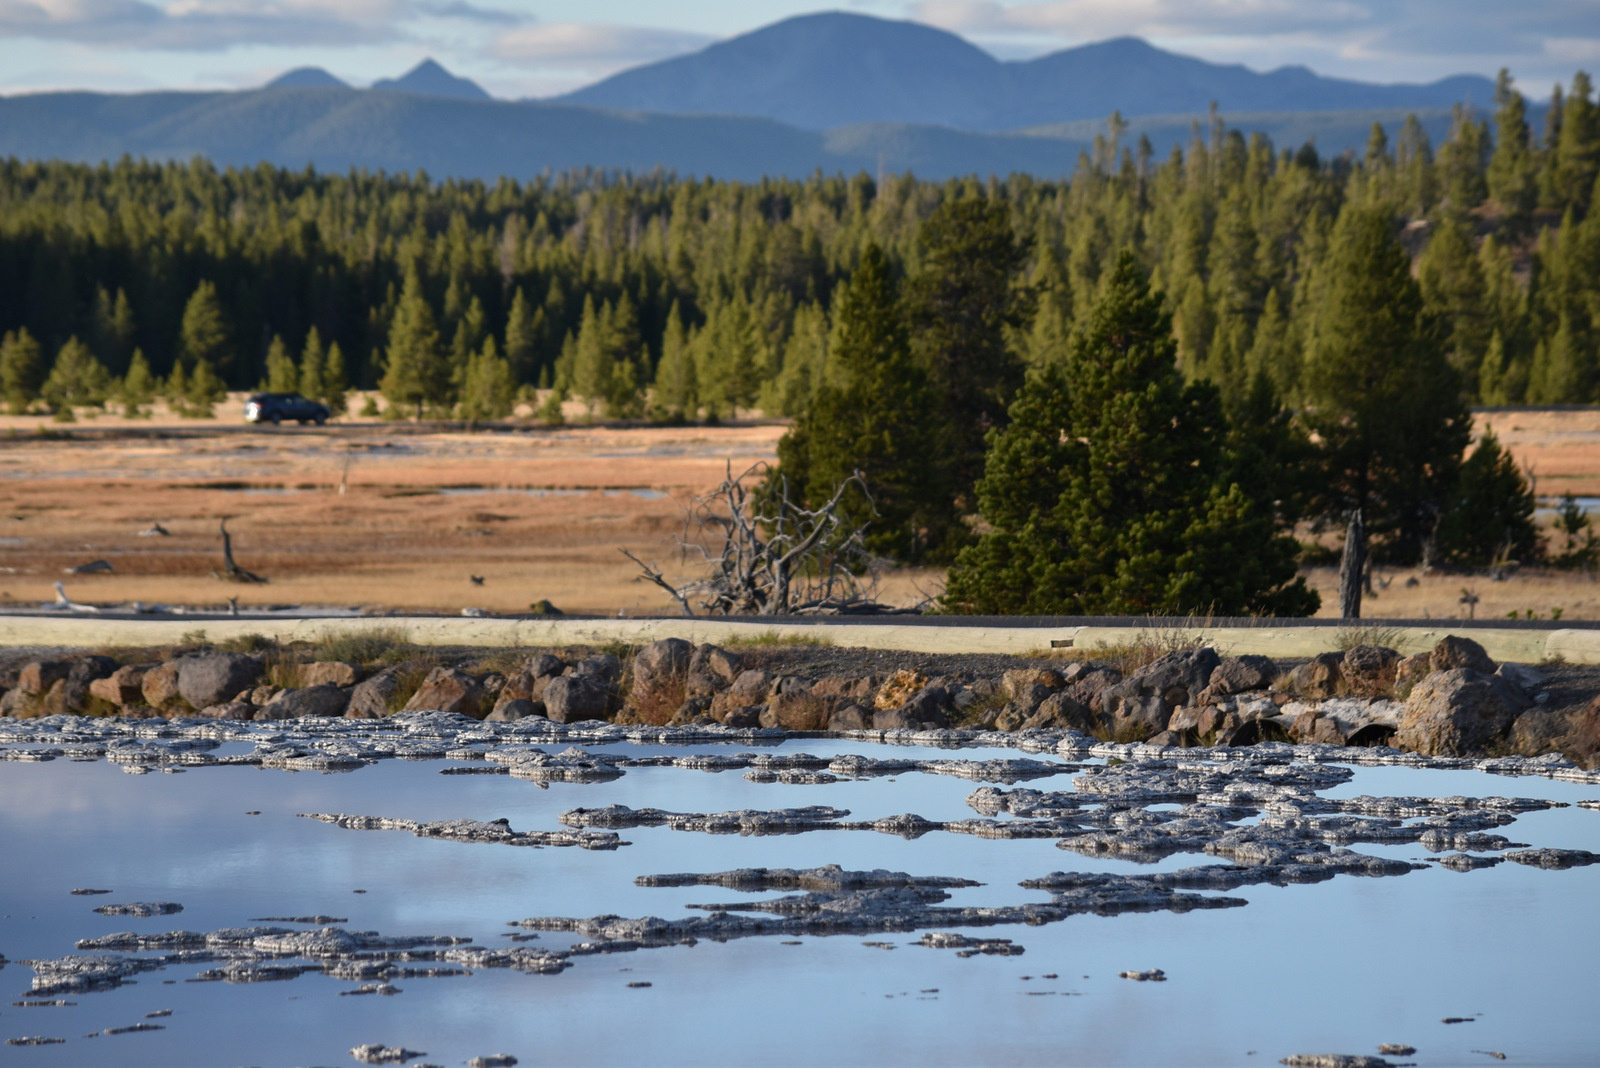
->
xmin=1431 ymin=635 xmax=1496 ymax=675
xmin=300 ymin=661 xmax=363 ymax=687
xmin=1023 ymin=691 xmax=1095 ymax=731
xmin=627 ymin=638 xmax=692 ymax=724
xmin=344 ymin=668 xmax=404 ymax=718
xmin=1394 ymin=653 xmax=1432 ymax=696
xmin=1205 ymin=655 xmax=1280 ymax=697
xmin=485 ymin=698 xmax=540 ymax=722
xmin=760 ymin=690 xmax=833 ymax=731
xmin=56 ymin=656 xmax=118 ymax=712
xmin=687 ymin=644 xmax=742 ymax=686
xmin=401 ymin=667 xmax=486 ymax=718
xmin=876 ymin=669 xmax=928 ymax=710
xmin=1396 ymin=668 xmax=1529 ymax=756
xmin=89 ymin=664 xmax=148 ymax=708
xmin=828 ymin=705 xmax=869 ymax=731
xmin=1288 ymin=652 xmax=1345 ymax=699
xmin=1340 ymin=646 xmax=1400 ymax=697
xmin=709 ymin=670 xmax=772 ymax=719
xmin=18 ymin=660 xmax=71 ymax=695
xmin=141 ymin=661 xmax=185 ymax=710
xmin=1510 ymin=707 xmax=1573 ymax=755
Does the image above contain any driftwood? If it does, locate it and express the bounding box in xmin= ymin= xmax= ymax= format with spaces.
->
xmin=213 ymin=518 xmax=268 ymax=584
xmin=624 ymin=462 xmax=897 ymax=617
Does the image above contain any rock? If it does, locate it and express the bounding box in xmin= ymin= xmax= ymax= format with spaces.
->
xmin=627 ymin=638 xmax=692 ymax=723
xmin=898 ymin=686 xmax=952 ymax=727
xmin=1001 ymin=668 xmax=1063 ymax=698
xmin=1376 ymin=1047 xmax=1415 ymax=1058
xmin=1206 ymin=655 xmax=1279 ymax=697
xmin=710 ymin=670 xmax=772 ymax=719
xmin=721 ymin=707 xmax=764 ymax=728
xmin=401 ymin=667 xmax=486 ymax=719
xmin=89 ymin=664 xmax=148 ymax=707
xmin=1064 ymin=664 xmax=1122 ymax=710
xmin=1099 ymin=686 xmax=1172 ymax=740
xmin=761 ymin=689 xmax=833 ymax=731
xmin=249 ymin=685 xmax=280 ymax=706
xmin=193 ymin=700 xmax=255 ymax=720
xmin=1005 ymin=683 xmax=1053 ymax=718
xmin=1145 ymin=729 xmax=1188 ymax=747
xmin=1339 ymin=646 xmax=1400 ymax=697
xmin=569 ymin=654 xmax=622 ymax=684
xmin=873 ymin=669 xmax=929 ymax=711
xmin=528 ymin=653 xmax=566 ymax=678
xmin=93 ymin=901 xmax=182 ymax=916
xmin=1118 ymin=968 xmax=1166 ymax=981
xmin=542 ymin=675 xmax=612 ymax=723
xmin=828 ymin=705 xmax=869 ymax=731
xmin=264 ymin=683 xmax=351 ymax=718
xmin=1133 ymin=648 xmax=1220 ymax=706
xmin=1431 ymin=634 xmax=1496 ymax=675
xmin=1509 ymin=707 xmax=1572 ymax=754
xmin=1572 ymin=695 xmax=1600 ymax=764
xmin=1289 ymin=710 xmax=1347 ymax=746
xmin=811 ymin=675 xmax=877 ymax=702
xmin=345 ymin=672 xmax=409 ymax=714
xmin=177 ymin=654 xmax=263 ymax=711
xmin=1022 ymin=691 xmax=1093 ymax=731
xmin=492 ymin=670 xmax=537 ymax=714
xmin=873 ymin=705 xmax=926 ymax=730
xmin=1496 ymin=661 xmax=1547 ymax=693
xmin=300 ymin=661 xmax=362 ymax=687
xmin=1396 ymin=668 xmax=1529 ymax=756
xmin=1279 ymin=1057 xmax=1394 ymax=1068
xmin=468 ymin=1056 xmax=518 ymax=1068
xmin=485 ymin=699 xmax=539 ymax=722
xmin=53 ymin=656 xmax=118 ymax=713
xmin=688 ymin=644 xmax=742 ymax=685
xmin=1289 ymin=652 xmax=1345 ymax=699
xmin=18 ymin=660 xmax=71 ymax=695
xmin=1393 ymin=652 xmax=1432 ymax=696
xmin=666 ymin=697 xmax=713 ymax=726
xmin=350 ymin=1044 xmax=427 ymax=1065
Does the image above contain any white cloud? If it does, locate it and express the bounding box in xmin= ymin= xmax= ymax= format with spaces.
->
xmin=490 ymin=22 xmax=709 ymax=69
xmin=0 ymin=0 xmax=516 ymax=50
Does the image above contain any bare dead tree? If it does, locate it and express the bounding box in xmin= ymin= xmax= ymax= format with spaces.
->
xmin=213 ymin=518 xmax=268 ymax=584
xmin=623 ymin=462 xmax=896 ymax=616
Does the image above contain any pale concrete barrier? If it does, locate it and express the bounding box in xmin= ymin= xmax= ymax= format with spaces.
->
xmin=1 ymin=614 xmax=1595 ymax=664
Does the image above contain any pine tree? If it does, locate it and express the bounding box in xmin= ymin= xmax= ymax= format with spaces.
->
xmin=1488 ymin=70 xmax=1540 ymax=238
xmin=178 ymin=280 xmax=233 ymax=375
xmin=265 ymin=335 xmax=298 ymax=393
xmin=1436 ymin=429 xmax=1540 ymax=568
xmin=299 ymin=327 xmax=326 ymax=401
xmin=323 ymin=341 xmax=348 ymax=418
xmin=380 ymin=271 xmax=447 ymax=420
xmin=120 ymin=349 xmax=156 ymax=416
xmin=774 ymin=243 xmax=943 ymax=561
xmin=1526 ymin=313 xmax=1592 ymax=402
xmin=943 ymin=253 xmax=1316 ymax=616
xmin=186 ymin=358 xmax=227 ymax=418
xmin=1551 ymin=71 xmax=1599 ymax=217
xmin=503 ymin=287 xmax=537 ymax=384
xmin=458 ymin=336 xmax=516 ymax=422
xmin=904 ymin=197 xmax=1031 ymax=519
xmin=650 ymin=300 xmax=697 ymax=420
xmin=1302 ymin=205 xmax=1471 ymax=615
xmin=0 ymin=328 xmax=44 ymax=413
xmin=1417 ymin=217 xmax=1491 ymax=391
xmin=41 ymin=337 xmax=113 ymax=415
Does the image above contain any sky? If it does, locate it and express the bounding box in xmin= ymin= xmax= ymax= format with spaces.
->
xmin=0 ymin=1 xmax=1594 ymax=99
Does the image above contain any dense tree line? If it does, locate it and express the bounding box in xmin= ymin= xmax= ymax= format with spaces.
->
xmin=1 ymin=69 xmax=1594 ymax=611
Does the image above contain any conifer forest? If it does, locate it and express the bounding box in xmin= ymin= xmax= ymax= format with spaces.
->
xmin=2 ymin=71 xmax=1598 ymax=615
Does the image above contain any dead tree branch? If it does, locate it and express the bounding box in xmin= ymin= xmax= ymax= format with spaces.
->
xmin=623 ymin=462 xmax=897 ymax=616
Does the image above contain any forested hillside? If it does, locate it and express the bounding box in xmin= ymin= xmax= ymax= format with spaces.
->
xmin=1 ymin=71 xmax=1596 ymax=424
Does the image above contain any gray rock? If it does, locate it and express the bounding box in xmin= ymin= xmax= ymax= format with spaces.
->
xmin=1396 ymin=668 xmax=1529 ymax=756
xmin=485 ymin=699 xmax=539 ymax=722
xmin=542 ymin=675 xmax=612 ymax=723
xmin=1431 ymin=634 xmax=1496 ymax=674
xmin=468 ymin=1056 xmax=519 ymax=1068
xmin=194 ymin=700 xmax=255 ymax=720
xmin=828 ymin=705 xmax=869 ymax=731
xmin=93 ymin=901 xmax=183 ymax=916
xmin=401 ymin=667 xmax=485 ymax=719
xmin=569 ymin=654 xmax=621 ymax=684
xmin=527 ymin=653 xmax=566 ymax=679
xmin=1279 ymin=1057 xmax=1394 ymax=1068
xmin=1497 ymin=661 xmax=1547 ymax=693
xmin=1206 ymin=655 xmax=1279 ymax=696
xmin=688 ymin=644 xmax=742 ymax=684
xmin=631 ymin=638 xmax=692 ymax=692
xmin=1289 ymin=652 xmax=1345 ymax=699
xmin=345 ymin=668 xmax=404 ymax=718
xmin=350 ymin=1044 xmax=428 ymax=1065
xmin=177 ymin=654 xmax=262 ymax=711
xmin=17 ymin=659 xmax=71 ymax=695
xmin=264 ymin=683 xmax=351 ymax=718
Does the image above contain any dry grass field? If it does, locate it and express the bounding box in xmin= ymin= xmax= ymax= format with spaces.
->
xmin=0 ymin=398 xmax=1595 ymax=620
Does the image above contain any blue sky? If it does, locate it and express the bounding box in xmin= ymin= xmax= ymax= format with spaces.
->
xmin=0 ymin=1 xmax=1594 ymax=98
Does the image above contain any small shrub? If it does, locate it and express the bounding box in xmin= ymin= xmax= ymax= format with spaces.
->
xmin=312 ymin=626 xmax=412 ymax=666
xmin=723 ymin=631 xmax=834 ymax=648
xmin=1333 ymin=624 xmax=1404 ymax=652
xmin=217 ymin=632 xmax=277 ymax=653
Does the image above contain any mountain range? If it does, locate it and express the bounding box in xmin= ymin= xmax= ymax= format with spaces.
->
xmin=560 ymin=13 xmax=1496 ymax=131
xmin=0 ymin=12 xmax=1507 ymax=183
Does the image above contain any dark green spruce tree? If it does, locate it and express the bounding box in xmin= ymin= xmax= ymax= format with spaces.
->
xmin=942 ymin=253 xmax=1317 ymax=616
xmin=774 ymin=243 xmax=942 ymax=560
xmin=1302 ymin=205 xmax=1471 ymax=616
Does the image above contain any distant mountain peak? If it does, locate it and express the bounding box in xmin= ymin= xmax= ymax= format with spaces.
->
xmin=266 ymin=67 xmax=348 ymax=90
xmin=371 ymin=58 xmax=490 ymax=101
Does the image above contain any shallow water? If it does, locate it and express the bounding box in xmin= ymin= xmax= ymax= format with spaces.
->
xmin=2 ymin=733 xmax=1597 ymax=1067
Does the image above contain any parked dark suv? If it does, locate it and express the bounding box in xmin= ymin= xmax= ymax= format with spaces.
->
xmin=244 ymin=392 xmax=331 ymax=425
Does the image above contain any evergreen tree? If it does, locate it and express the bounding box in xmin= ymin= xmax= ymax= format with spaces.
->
xmin=943 ymin=253 xmax=1316 ymax=616
xmin=1436 ymin=429 xmax=1540 ymax=568
xmin=458 ymin=336 xmax=517 ymax=422
xmin=299 ymin=327 xmax=326 ymax=401
xmin=503 ymin=288 xmax=537 ymax=384
xmin=264 ymin=335 xmax=298 ymax=393
xmin=323 ymin=341 xmax=348 ymax=418
xmin=650 ymin=300 xmax=697 ymax=420
xmin=1550 ymin=72 xmax=1599 ymax=217
xmin=186 ymin=357 xmax=227 ymax=418
xmin=40 ymin=336 xmax=113 ymax=414
xmin=774 ymin=244 xmax=943 ymax=561
xmin=1302 ymin=205 xmax=1470 ymax=615
xmin=1417 ymin=217 xmax=1491 ymax=391
xmin=380 ymin=271 xmax=447 ymax=420
xmin=178 ymin=280 xmax=233 ymax=375
xmin=0 ymin=328 xmax=44 ymax=413
xmin=1526 ymin=313 xmax=1592 ymax=402
xmin=904 ymin=197 xmax=1032 ymax=521
xmin=87 ymin=286 xmax=136 ymax=374
xmin=120 ymin=349 xmax=156 ymax=415
xmin=1488 ymin=70 xmax=1540 ymax=238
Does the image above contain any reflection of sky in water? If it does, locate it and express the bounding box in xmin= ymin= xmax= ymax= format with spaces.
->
xmin=1 ymin=742 xmax=1597 ymax=1067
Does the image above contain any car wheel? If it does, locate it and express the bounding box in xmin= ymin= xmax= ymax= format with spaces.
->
xmin=270 ymin=414 xmax=282 ymax=425
xmin=297 ymin=419 xmax=309 ymax=425
xmin=314 ymin=415 xmax=327 ymax=425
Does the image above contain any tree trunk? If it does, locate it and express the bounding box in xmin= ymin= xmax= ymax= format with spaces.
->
xmin=1338 ymin=508 xmax=1365 ymax=619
